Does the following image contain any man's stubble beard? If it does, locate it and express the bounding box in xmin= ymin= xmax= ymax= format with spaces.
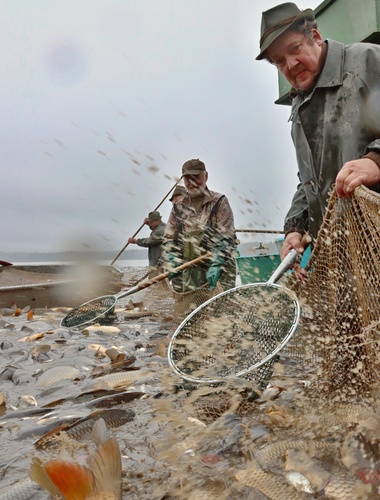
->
xmin=187 ymin=185 xmax=207 ymax=199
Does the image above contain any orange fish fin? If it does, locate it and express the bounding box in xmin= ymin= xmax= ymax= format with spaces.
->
xmin=29 ymin=457 xmax=64 ymax=498
xmin=44 ymin=460 xmax=95 ymax=500
xmin=91 ymin=437 xmax=122 ymax=499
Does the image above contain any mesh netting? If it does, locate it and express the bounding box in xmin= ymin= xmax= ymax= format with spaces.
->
xmin=60 ymin=295 xmax=117 ymax=328
xmin=170 ymin=281 xmax=223 ymax=317
xmin=168 ymin=283 xmax=299 ymax=386
xmin=290 ymin=186 xmax=380 ymax=402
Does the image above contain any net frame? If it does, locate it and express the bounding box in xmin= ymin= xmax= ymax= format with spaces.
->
xmin=168 ymin=281 xmax=300 ymax=385
xmin=60 ymin=295 xmax=117 ymax=328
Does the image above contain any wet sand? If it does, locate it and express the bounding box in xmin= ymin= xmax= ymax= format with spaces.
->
xmin=0 ymin=267 xmax=379 ymax=499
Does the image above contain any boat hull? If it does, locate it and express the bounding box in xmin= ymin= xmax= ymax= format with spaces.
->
xmin=0 ymin=264 xmax=124 ymax=309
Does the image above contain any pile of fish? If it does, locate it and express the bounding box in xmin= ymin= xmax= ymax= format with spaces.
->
xmin=1 ymin=270 xmax=380 ymax=499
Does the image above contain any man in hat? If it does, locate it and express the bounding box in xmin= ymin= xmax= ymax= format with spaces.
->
xmin=128 ymin=211 xmax=166 ymax=268
xmin=163 ymin=159 xmax=237 ymax=292
xmin=256 ymin=2 xmax=380 ymax=269
xmin=169 ymin=185 xmax=186 ymax=205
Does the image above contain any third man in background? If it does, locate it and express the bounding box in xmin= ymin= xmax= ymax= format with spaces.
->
xmin=169 ymin=185 xmax=186 ymax=205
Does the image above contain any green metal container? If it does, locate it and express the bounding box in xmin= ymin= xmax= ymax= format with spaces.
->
xmin=276 ymin=0 xmax=380 ymax=104
xmin=236 ymin=254 xmax=281 ymax=284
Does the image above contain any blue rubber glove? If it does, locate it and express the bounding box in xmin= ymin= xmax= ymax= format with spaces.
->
xmin=206 ymin=235 xmax=235 ymax=290
xmin=206 ymin=263 xmax=222 ymax=290
xmin=166 ymin=252 xmax=183 ymax=281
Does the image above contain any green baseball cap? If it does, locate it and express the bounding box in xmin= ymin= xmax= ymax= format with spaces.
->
xmin=182 ymin=159 xmax=206 ymax=176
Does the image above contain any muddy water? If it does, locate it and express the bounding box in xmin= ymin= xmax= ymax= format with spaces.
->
xmin=0 ymin=267 xmax=379 ymax=499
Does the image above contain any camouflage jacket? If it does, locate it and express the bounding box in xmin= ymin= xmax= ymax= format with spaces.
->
xmin=163 ymin=189 xmax=236 ymax=261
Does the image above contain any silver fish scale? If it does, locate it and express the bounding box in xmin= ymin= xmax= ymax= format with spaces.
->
xmin=66 ymin=408 xmax=135 ymax=440
xmin=235 ymin=459 xmax=299 ymax=500
xmin=255 ymin=439 xmax=333 ymax=469
xmin=0 ymin=479 xmax=41 ymax=500
xmin=324 ymin=476 xmax=357 ymax=499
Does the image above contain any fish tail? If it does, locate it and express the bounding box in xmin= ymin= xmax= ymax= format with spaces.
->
xmin=91 ymin=437 xmax=122 ymax=499
xmin=29 ymin=457 xmax=63 ymax=498
xmin=43 ymin=460 xmax=95 ymax=500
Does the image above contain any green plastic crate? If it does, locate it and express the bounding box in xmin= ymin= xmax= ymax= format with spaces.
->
xmin=236 ymin=254 xmax=281 ymax=284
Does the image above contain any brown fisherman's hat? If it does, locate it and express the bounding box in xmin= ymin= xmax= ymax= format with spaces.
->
xmin=169 ymin=185 xmax=186 ymax=201
xmin=147 ymin=211 xmax=161 ymax=222
xmin=256 ymin=2 xmax=315 ymax=60
xmin=182 ymin=159 xmax=206 ymax=176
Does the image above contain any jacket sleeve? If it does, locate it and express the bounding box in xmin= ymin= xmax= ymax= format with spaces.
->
xmin=136 ymin=235 xmax=162 ymax=248
xmin=214 ymin=196 xmax=236 ymax=239
xmin=283 ymin=178 xmax=309 ymax=236
xmin=136 ymin=224 xmax=165 ymax=248
xmin=361 ymin=44 xmax=380 ymax=157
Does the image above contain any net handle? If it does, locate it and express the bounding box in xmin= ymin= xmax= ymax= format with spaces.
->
xmin=60 ymin=253 xmax=212 ymax=328
xmin=114 ymin=252 xmax=212 ymax=300
xmin=110 ymin=180 xmax=183 ymax=266
xmin=266 ymin=248 xmax=301 ymax=285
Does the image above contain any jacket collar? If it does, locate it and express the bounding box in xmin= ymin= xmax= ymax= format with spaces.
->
xmin=315 ymin=38 xmax=345 ymax=89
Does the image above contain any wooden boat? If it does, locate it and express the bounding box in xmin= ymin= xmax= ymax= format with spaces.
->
xmin=0 ymin=263 xmax=124 ymax=309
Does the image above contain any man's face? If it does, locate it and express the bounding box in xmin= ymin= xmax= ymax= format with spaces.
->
xmin=183 ymin=171 xmax=208 ymax=197
xmin=266 ymin=29 xmax=323 ymax=91
xmin=148 ymin=219 xmax=160 ymax=229
xmin=171 ymin=194 xmax=184 ymax=204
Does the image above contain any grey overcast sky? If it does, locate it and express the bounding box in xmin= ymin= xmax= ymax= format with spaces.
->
xmin=0 ymin=0 xmax=322 ymax=255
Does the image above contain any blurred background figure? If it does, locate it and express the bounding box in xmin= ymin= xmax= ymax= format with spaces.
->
xmin=169 ymin=185 xmax=186 ymax=205
xmin=128 ymin=211 xmax=166 ymax=270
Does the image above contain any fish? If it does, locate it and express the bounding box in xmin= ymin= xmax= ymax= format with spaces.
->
xmin=235 ymin=458 xmax=299 ymax=500
xmin=17 ymin=417 xmax=78 ymax=440
xmin=36 ymin=365 xmax=80 ymax=387
xmin=30 ymin=418 xmax=122 ymax=499
xmin=18 ymin=333 xmax=44 ymax=342
xmin=0 ymin=478 xmax=42 ymax=500
xmin=0 ymin=406 xmax=56 ymax=421
xmin=89 ymin=358 xmax=137 ymax=378
xmin=0 ymin=391 xmax=5 ymax=417
xmin=30 ymin=442 xmax=122 ymax=499
xmin=284 ymin=448 xmax=357 ymax=499
xmin=88 ymin=369 xmax=149 ymax=390
xmin=35 ymin=408 xmax=135 ymax=449
xmin=85 ymin=390 xmax=144 ymax=409
xmin=255 ymin=438 xmax=334 ymax=469
xmin=83 ymin=324 xmax=121 ymax=334
xmin=284 ymin=471 xmax=314 ymax=494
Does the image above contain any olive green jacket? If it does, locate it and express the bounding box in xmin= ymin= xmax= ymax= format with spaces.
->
xmin=285 ymin=39 xmax=380 ymax=240
xmin=136 ymin=221 xmax=166 ymax=267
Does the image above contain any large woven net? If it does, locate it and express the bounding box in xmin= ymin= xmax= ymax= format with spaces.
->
xmin=290 ymin=185 xmax=380 ymax=402
xmin=116 ymin=269 xmax=223 ymax=323
xmin=170 ymin=281 xmax=223 ymax=317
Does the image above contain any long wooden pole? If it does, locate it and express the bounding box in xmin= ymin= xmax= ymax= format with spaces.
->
xmin=111 ymin=180 xmax=182 ymax=266
xmin=235 ymin=229 xmax=283 ymax=234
